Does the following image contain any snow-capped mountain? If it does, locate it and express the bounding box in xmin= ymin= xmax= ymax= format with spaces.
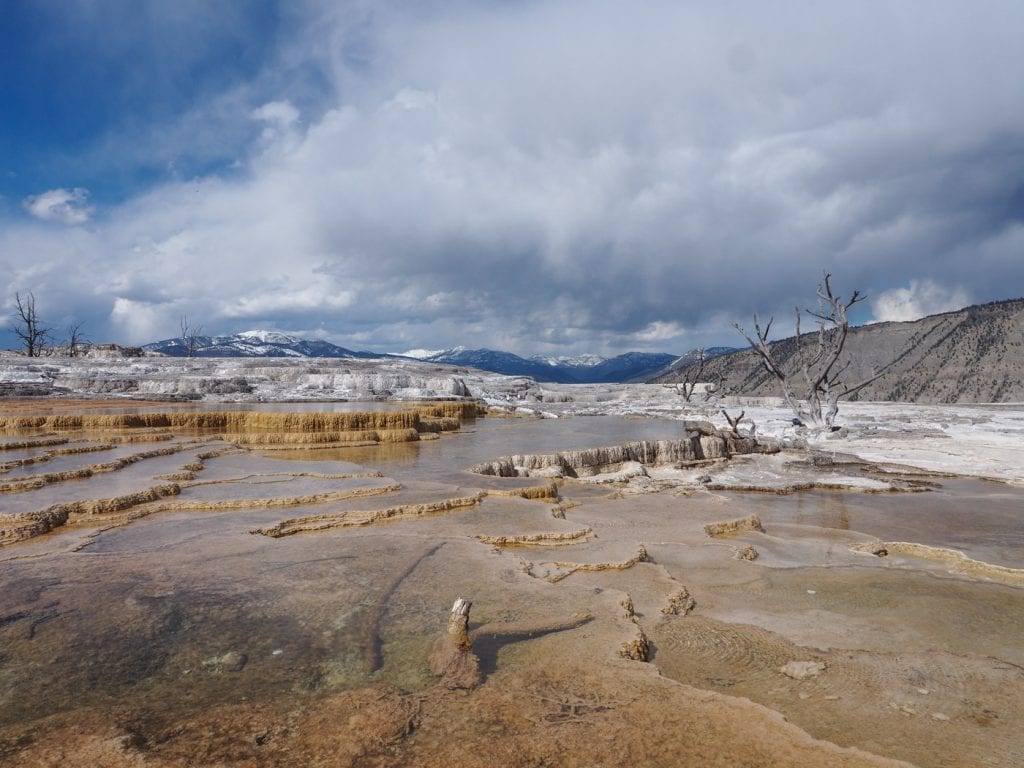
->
xmin=531 ymin=354 xmax=607 ymax=368
xmin=143 ymin=331 xmax=381 ymax=359
xmin=405 ymin=347 xmax=682 ymax=383
xmin=407 ymin=348 xmax=580 ymax=382
xmin=145 ymin=332 xmax=709 ymax=383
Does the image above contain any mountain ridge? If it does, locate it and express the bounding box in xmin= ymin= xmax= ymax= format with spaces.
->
xmin=396 ymin=347 xmax=727 ymax=383
xmin=142 ymin=332 xmax=704 ymax=383
xmin=652 ymin=298 xmax=1024 ymax=404
xmin=143 ymin=333 xmax=382 ymax=360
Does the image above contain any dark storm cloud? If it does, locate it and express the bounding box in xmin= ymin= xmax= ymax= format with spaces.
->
xmin=2 ymin=0 xmax=1022 ymax=353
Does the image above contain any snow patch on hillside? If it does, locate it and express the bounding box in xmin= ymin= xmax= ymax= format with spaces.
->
xmin=401 ymin=348 xmax=446 ymax=360
xmin=236 ymin=330 xmax=302 ymax=344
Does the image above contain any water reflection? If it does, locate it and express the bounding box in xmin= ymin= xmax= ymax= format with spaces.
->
xmin=1 ymin=408 xmax=1023 ymax=767
xmin=752 ymin=479 xmax=1024 ymax=568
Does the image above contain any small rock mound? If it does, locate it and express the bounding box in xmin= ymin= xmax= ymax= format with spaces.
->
xmin=704 ymin=514 xmax=765 ymax=538
xmin=661 ymin=588 xmax=697 ymax=616
xmin=779 ymin=660 xmax=826 ymax=680
xmin=737 ymin=545 xmax=759 ymax=561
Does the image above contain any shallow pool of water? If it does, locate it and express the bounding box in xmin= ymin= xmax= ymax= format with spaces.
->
xmin=1 ymin=407 xmax=1022 ymax=767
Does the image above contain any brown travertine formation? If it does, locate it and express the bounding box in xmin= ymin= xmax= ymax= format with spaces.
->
xmin=470 ymin=435 xmax=777 ymax=478
xmin=0 ymin=444 xmax=192 ymax=493
xmin=252 ymin=493 xmax=483 ymax=537
xmin=0 ymin=404 xmax=481 ymax=453
xmin=619 ymin=627 xmax=651 ymax=662
xmin=544 ymin=545 xmax=649 ymax=583
xmin=0 ymin=436 xmax=69 ymax=451
xmin=704 ymin=513 xmax=765 ymax=538
xmin=738 ymin=544 xmax=760 ymax=561
xmin=0 ymin=402 xmax=481 ymax=434
xmin=427 ymin=598 xmax=597 ymax=690
xmin=620 ymin=594 xmax=636 ymax=618
xmin=0 ymin=484 xmax=182 ymax=546
xmin=662 ymin=587 xmax=697 ymax=616
xmin=2 ymin=482 xmax=408 ymax=546
xmin=475 ymin=528 xmax=593 ymax=547
xmin=486 ymin=481 xmax=560 ymax=501
xmin=0 ymin=404 xmax=480 ymax=545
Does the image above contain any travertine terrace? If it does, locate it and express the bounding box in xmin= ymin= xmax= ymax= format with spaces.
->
xmin=1 ymin=378 xmax=1022 ymax=767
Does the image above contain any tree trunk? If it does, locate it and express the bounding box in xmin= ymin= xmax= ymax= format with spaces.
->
xmin=428 ymin=597 xmax=482 ymax=689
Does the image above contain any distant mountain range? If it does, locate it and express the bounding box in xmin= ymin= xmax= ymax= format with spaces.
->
xmin=401 ymin=347 xmax=715 ymax=383
xmin=652 ymin=298 xmax=1024 ymax=404
xmin=143 ymin=331 xmax=383 ymax=360
xmin=143 ymin=331 xmax=734 ymax=384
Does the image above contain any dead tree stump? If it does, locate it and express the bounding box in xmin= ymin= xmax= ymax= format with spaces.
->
xmin=428 ymin=597 xmax=482 ymax=689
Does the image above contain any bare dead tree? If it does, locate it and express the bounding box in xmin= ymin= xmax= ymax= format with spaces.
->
xmin=675 ymin=347 xmax=707 ymax=402
xmin=734 ymin=272 xmax=888 ymax=430
xmin=703 ymin=369 xmax=732 ymax=403
xmin=66 ymin=320 xmax=89 ymax=358
xmin=11 ymin=291 xmax=53 ymax=357
xmin=180 ymin=315 xmax=203 ymax=358
xmin=720 ymin=408 xmax=747 ymax=437
xmin=665 ymin=348 xmax=730 ymax=403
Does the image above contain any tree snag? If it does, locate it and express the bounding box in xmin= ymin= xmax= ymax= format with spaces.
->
xmin=11 ymin=291 xmax=52 ymax=357
xmin=180 ymin=314 xmax=203 ymax=358
xmin=65 ymin=320 xmax=89 ymax=358
xmin=734 ymin=272 xmax=889 ymax=430
xmin=721 ymin=408 xmax=749 ymax=438
xmin=666 ymin=347 xmax=730 ymax=403
xmin=427 ymin=597 xmax=482 ymax=689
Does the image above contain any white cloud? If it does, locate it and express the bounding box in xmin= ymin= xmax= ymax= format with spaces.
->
xmin=4 ymin=2 xmax=1024 ymax=355
xmin=23 ymin=188 xmax=94 ymax=225
xmin=108 ymin=297 xmax=167 ymax=344
xmin=250 ymin=100 xmax=300 ymax=126
xmin=871 ymin=280 xmax=971 ymax=323
xmin=626 ymin=321 xmax=688 ymax=343
xmin=221 ymin=284 xmax=355 ymax=318
xmin=250 ymin=100 xmax=302 ymax=146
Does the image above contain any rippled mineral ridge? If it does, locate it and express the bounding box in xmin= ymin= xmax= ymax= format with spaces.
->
xmin=0 ymin=391 xmax=1022 ymax=767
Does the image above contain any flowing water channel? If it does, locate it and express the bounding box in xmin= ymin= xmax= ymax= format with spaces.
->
xmin=1 ymin=403 xmax=1022 ymax=767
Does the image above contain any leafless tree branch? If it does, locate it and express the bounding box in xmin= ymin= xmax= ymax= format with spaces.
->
xmin=735 ymin=271 xmax=891 ymax=430
xmin=11 ymin=291 xmax=53 ymax=357
xmin=720 ymin=408 xmax=747 ymax=437
xmin=666 ymin=348 xmax=733 ymax=404
xmin=670 ymin=348 xmax=708 ymax=403
xmin=66 ymin=320 xmax=90 ymax=358
xmin=180 ymin=315 xmax=203 ymax=358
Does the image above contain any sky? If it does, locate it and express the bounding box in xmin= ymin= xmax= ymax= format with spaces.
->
xmin=2 ymin=0 xmax=1022 ymax=356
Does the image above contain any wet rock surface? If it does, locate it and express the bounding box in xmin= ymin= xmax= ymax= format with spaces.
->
xmin=1 ymin=400 xmax=1023 ymax=767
